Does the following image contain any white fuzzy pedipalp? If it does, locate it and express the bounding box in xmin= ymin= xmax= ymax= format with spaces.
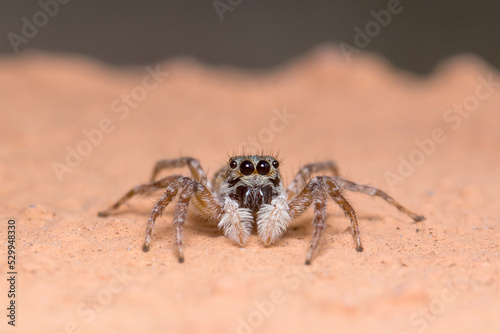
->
xmin=218 ymin=198 xmax=253 ymax=246
xmin=257 ymin=194 xmax=291 ymax=246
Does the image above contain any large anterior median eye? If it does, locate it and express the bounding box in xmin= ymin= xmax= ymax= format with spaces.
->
xmin=256 ymin=160 xmax=271 ymax=175
xmin=240 ymin=160 xmax=255 ymax=175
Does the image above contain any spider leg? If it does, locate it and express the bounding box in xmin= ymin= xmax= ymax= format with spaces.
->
xmin=330 ymin=177 xmax=425 ymax=222
xmin=305 ymin=186 xmax=327 ymax=265
xmin=143 ymin=178 xmax=223 ymax=261
xmin=97 ymin=175 xmax=183 ymax=217
xmin=171 ymin=182 xmax=196 ymax=263
xmin=210 ymin=166 xmax=227 ymax=194
xmin=190 ymin=181 xmax=224 ymax=221
xmin=142 ymin=177 xmax=191 ymax=253
xmin=150 ymin=156 xmax=210 ymax=189
xmin=286 ymin=161 xmax=339 ymax=199
xmin=288 ymin=176 xmax=362 ymax=265
xmin=323 ymin=178 xmax=363 ymax=253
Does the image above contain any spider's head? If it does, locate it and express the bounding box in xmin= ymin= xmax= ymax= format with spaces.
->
xmin=226 ymin=155 xmax=282 ymax=187
xmin=221 ymin=155 xmax=283 ymax=211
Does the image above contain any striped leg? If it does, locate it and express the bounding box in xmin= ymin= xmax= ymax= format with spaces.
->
xmin=305 ymin=185 xmax=328 ymax=265
xmin=331 ymin=177 xmax=425 ymax=222
xmin=286 ymin=161 xmax=339 ymax=199
xmin=323 ymin=178 xmax=363 ymax=253
xmin=98 ymin=175 xmax=183 ymax=217
xmin=210 ymin=166 xmax=227 ymax=193
xmin=288 ymin=176 xmax=362 ymax=265
xmin=140 ymin=177 xmax=190 ymax=252
xmin=150 ymin=157 xmax=210 ymax=189
xmin=171 ymin=182 xmax=196 ymax=263
xmin=143 ymin=178 xmax=223 ymax=262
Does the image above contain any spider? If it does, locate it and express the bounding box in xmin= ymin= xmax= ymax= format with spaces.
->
xmin=98 ymin=156 xmax=425 ymax=264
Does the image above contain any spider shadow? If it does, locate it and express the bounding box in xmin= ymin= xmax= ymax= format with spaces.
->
xmin=104 ymin=205 xmax=221 ymax=231
xmin=185 ymin=212 xmax=222 ymax=237
xmin=279 ymin=212 xmax=389 ymax=243
xmin=100 ymin=200 xmax=399 ymax=257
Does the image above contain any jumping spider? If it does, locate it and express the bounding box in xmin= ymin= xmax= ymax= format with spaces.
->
xmin=98 ymin=156 xmax=425 ymax=264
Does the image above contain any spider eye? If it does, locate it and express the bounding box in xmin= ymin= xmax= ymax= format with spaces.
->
xmin=272 ymin=160 xmax=279 ymax=168
xmin=256 ymin=160 xmax=271 ymax=175
xmin=240 ymin=160 xmax=254 ymax=175
xmin=229 ymin=160 xmax=238 ymax=169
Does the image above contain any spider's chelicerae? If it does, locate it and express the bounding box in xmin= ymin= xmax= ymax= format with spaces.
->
xmin=98 ymin=156 xmax=425 ymax=264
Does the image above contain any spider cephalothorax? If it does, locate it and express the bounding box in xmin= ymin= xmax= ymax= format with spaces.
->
xmin=213 ymin=155 xmax=290 ymax=247
xmin=220 ymin=156 xmax=282 ymax=212
xmin=98 ymin=155 xmax=425 ymax=264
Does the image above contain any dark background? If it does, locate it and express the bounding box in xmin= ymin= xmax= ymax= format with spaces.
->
xmin=1 ymin=0 xmax=499 ymax=74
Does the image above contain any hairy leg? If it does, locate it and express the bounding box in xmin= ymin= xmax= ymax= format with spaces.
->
xmin=323 ymin=178 xmax=363 ymax=252
xmin=98 ymin=175 xmax=183 ymax=217
xmin=142 ymin=178 xmax=223 ymax=257
xmin=190 ymin=182 xmax=224 ymax=221
xmin=288 ymin=184 xmax=313 ymax=219
xmin=305 ymin=185 xmax=327 ymax=265
xmin=288 ymin=176 xmax=363 ymax=264
xmin=171 ymin=182 xmax=196 ymax=263
xmin=286 ymin=161 xmax=339 ymax=199
xmin=142 ymin=176 xmax=195 ymax=252
xmin=142 ymin=177 xmax=192 ymax=252
xmin=210 ymin=165 xmax=227 ymax=194
xmin=331 ymin=177 xmax=425 ymax=222
xmin=150 ymin=157 xmax=210 ymax=189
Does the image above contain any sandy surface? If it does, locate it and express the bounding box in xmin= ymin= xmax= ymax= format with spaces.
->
xmin=1 ymin=48 xmax=499 ymax=334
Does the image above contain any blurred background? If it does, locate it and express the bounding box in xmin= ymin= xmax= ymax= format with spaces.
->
xmin=1 ymin=0 xmax=499 ymax=74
